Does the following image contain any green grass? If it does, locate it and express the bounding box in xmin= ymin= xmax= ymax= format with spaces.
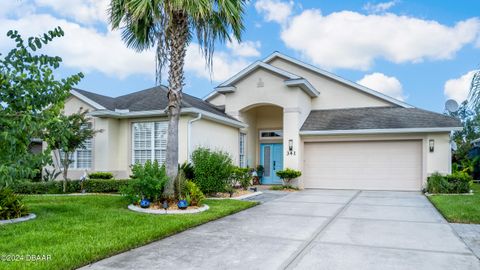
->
xmin=429 ymin=183 xmax=480 ymax=224
xmin=0 ymin=195 xmax=257 ymax=270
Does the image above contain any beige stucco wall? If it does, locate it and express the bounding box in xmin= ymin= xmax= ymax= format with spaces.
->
xmin=267 ymin=57 xmax=394 ymax=109
xmin=190 ymin=118 xmax=240 ymax=165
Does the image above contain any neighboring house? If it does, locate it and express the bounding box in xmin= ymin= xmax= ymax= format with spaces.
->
xmin=60 ymin=52 xmax=461 ymax=191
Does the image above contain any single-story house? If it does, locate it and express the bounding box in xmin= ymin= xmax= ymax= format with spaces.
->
xmin=59 ymin=51 xmax=461 ymax=191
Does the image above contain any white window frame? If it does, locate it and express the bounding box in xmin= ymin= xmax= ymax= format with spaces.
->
xmin=131 ymin=121 xmax=168 ymax=165
xmin=239 ymin=132 xmax=246 ymax=167
xmin=259 ymin=129 xmax=283 ymax=139
xmin=60 ymin=123 xmax=93 ymax=170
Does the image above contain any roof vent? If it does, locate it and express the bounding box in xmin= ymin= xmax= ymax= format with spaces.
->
xmin=257 ymin=78 xmax=264 ymax=88
xmin=115 ymin=109 xmax=130 ymax=113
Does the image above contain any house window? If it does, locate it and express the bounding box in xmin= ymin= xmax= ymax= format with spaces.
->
xmin=60 ymin=123 xmax=93 ymax=169
xmin=132 ymin=121 xmax=168 ymax=165
xmin=239 ymin=133 xmax=246 ymax=167
xmin=259 ymin=130 xmax=283 ymax=139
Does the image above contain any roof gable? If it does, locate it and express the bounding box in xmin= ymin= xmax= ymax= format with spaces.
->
xmin=208 ymin=61 xmax=319 ymax=100
xmin=263 ymin=52 xmax=413 ymax=108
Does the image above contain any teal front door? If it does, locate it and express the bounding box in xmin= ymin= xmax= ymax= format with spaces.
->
xmin=260 ymin=143 xmax=283 ymax=184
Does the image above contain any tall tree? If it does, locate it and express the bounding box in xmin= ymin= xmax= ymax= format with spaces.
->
xmin=0 ymin=28 xmax=83 ymax=187
xmin=109 ymin=0 xmax=246 ymax=198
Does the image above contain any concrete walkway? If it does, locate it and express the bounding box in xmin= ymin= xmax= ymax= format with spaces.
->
xmin=81 ymin=190 xmax=480 ymax=270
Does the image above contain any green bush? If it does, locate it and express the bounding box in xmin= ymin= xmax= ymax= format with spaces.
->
xmin=0 ymin=187 xmax=29 ymax=220
xmin=427 ymin=172 xmax=472 ymax=194
xmin=231 ymin=167 xmax=251 ymax=190
xmin=191 ymin=147 xmax=234 ymax=194
xmin=276 ymin=168 xmax=302 ymax=186
xmin=88 ymin=172 xmax=114 ymax=179
xmin=445 ymin=172 xmax=472 ymax=193
xmin=10 ymin=179 xmax=132 ymax=194
xmin=183 ymin=181 xmax=205 ymax=206
xmin=121 ymin=160 xmax=168 ymax=203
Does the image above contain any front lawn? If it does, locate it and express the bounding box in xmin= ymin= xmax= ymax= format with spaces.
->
xmin=428 ymin=183 xmax=480 ymax=224
xmin=0 ymin=195 xmax=256 ymax=270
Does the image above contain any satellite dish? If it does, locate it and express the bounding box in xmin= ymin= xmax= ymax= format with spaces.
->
xmin=445 ymin=99 xmax=459 ymax=113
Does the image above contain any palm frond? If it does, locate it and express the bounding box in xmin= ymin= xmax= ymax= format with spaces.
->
xmin=468 ymin=70 xmax=480 ymax=112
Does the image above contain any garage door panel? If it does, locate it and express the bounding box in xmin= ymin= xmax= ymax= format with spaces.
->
xmin=304 ymin=141 xmax=422 ymax=191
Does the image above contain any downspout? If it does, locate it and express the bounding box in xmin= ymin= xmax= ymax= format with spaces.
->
xmin=187 ymin=113 xmax=202 ymax=162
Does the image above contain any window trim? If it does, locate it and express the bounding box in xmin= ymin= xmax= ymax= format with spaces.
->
xmin=239 ymin=132 xmax=246 ymax=168
xmin=131 ymin=121 xmax=168 ymax=165
xmin=259 ymin=129 xmax=283 ymax=139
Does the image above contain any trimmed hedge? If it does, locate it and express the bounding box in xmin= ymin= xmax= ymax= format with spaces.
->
xmin=10 ymin=179 xmax=133 ymax=194
xmin=426 ymin=172 xmax=472 ymax=194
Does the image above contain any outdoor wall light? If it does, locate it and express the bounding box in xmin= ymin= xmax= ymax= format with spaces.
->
xmin=429 ymin=139 xmax=434 ymax=153
xmin=287 ymin=139 xmax=296 ymax=156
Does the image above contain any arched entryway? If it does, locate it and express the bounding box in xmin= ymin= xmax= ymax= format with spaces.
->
xmin=239 ymin=104 xmax=284 ymax=184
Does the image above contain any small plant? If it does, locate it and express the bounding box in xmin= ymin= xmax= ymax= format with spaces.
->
xmin=88 ymin=172 xmax=114 ymax=179
xmin=42 ymin=168 xmax=61 ymax=182
xmin=121 ymin=161 xmax=168 ymax=203
xmin=231 ymin=167 xmax=251 ymax=190
xmin=179 ymin=162 xmax=195 ymax=180
xmin=276 ymin=168 xmax=302 ymax=186
xmin=0 ymin=188 xmax=29 ymax=220
xmin=191 ymin=147 xmax=234 ymax=194
xmin=183 ymin=181 xmax=205 ymax=206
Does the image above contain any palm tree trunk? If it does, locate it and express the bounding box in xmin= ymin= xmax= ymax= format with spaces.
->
xmin=163 ymin=11 xmax=189 ymax=200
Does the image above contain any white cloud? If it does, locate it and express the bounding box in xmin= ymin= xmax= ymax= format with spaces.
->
xmin=185 ymin=44 xmax=250 ymax=82
xmin=363 ymin=1 xmax=398 ymax=13
xmin=255 ymin=0 xmax=293 ymax=24
xmin=357 ymin=72 xmax=405 ymax=100
xmin=444 ymin=70 xmax=477 ymax=103
xmin=33 ymin=0 xmax=109 ymax=25
xmin=281 ymin=9 xmax=480 ymax=70
xmin=0 ymin=0 xmax=253 ymax=82
xmin=226 ymin=39 xmax=261 ymax=57
xmin=0 ymin=14 xmax=155 ymax=79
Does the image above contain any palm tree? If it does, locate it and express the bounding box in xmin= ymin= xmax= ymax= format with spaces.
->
xmin=109 ymin=0 xmax=246 ymax=199
xmin=469 ymin=71 xmax=480 ymax=110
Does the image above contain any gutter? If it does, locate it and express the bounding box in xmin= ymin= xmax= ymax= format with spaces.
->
xmin=89 ymin=107 xmax=246 ymax=128
xmin=187 ymin=113 xmax=202 ymax=161
xmin=300 ymin=127 xmax=463 ymax=136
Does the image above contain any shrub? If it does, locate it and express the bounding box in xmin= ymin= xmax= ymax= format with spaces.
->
xmin=183 ymin=181 xmax=205 ymax=206
xmin=179 ymin=162 xmax=195 ymax=180
xmin=11 ymin=179 xmax=132 ymax=194
xmin=88 ymin=172 xmax=114 ymax=179
xmin=0 ymin=188 xmax=29 ymax=220
xmin=121 ymin=161 xmax=168 ymax=203
xmin=231 ymin=167 xmax=251 ymax=190
xmin=191 ymin=147 xmax=234 ymax=194
xmin=426 ymin=172 xmax=449 ymax=194
xmin=276 ymin=168 xmax=302 ymax=186
xmin=445 ymin=172 xmax=472 ymax=194
xmin=426 ymin=172 xmax=472 ymax=194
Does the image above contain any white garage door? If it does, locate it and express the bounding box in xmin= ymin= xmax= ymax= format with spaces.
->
xmin=304 ymin=140 xmax=422 ymax=191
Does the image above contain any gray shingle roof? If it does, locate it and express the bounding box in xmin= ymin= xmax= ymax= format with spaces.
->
xmin=301 ymin=107 xmax=461 ymax=131
xmin=73 ymin=86 xmax=232 ymax=119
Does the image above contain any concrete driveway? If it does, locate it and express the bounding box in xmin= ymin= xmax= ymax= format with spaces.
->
xmin=82 ymin=190 xmax=480 ymax=270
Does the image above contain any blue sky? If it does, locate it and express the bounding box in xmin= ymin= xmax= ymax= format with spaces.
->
xmin=1 ymin=0 xmax=480 ymax=112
